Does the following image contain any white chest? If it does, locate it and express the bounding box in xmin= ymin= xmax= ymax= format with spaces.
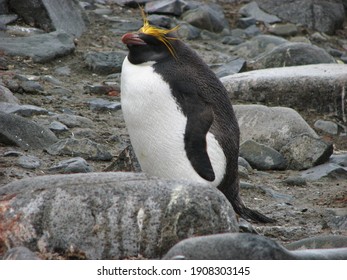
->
xmin=120 ymin=57 xmax=226 ymax=187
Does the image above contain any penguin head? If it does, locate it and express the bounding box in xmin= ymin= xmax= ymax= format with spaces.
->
xmin=121 ymin=12 xmax=179 ymax=64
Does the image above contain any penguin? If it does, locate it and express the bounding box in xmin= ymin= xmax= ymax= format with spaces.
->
xmin=120 ymin=13 xmax=274 ymax=223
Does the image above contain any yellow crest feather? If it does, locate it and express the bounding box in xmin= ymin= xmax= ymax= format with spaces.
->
xmin=139 ymin=8 xmax=180 ymax=58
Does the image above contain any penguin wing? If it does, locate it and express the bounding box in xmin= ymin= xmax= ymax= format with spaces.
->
xmin=174 ymin=83 xmax=215 ymax=182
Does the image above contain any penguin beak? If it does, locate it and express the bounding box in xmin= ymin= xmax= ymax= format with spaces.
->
xmin=121 ymin=33 xmax=146 ymax=46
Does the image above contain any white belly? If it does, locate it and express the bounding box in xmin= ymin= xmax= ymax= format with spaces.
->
xmin=121 ymin=57 xmax=226 ymax=187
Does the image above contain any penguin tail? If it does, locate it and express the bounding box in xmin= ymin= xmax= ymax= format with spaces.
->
xmin=231 ymin=196 xmax=276 ymax=224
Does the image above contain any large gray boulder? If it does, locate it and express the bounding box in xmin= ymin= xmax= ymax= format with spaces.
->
xmin=0 ymin=172 xmax=238 ymax=259
xmin=256 ymin=0 xmax=345 ymax=35
xmin=8 ymin=0 xmax=87 ymax=37
xmin=222 ymin=64 xmax=347 ymax=118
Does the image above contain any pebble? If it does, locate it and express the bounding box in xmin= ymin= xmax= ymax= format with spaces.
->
xmin=50 ymin=113 xmax=94 ymax=128
xmin=84 ymin=51 xmax=126 ymax=75
xmin=314 ymin=119 xmax=339 ymax=135
xmin=0 ymin=102 xmax=48 ymax=117
xmin=300 ymin=163 xmax=347 ymax=181
xmin=48 ymin=157 xmax=93 ymax=173
xmin=19 ymin=80 xmax=44 ymax=94
xmin=49 ymin=121 xmax=69 ymax=133
xmin=54 ymin=66 xmax=72 ymax=76
xmin=268 ymin=23 xmax=298 ymax=37
xmin=87 ymin=98 xmax=122 ymax=112
xmin=18 ymin=155 xmax=41 ymax=169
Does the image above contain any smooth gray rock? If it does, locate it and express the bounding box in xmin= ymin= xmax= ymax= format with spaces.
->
xmin=211 ymin=58 xmax=246 ymax=78
xmin=286 ymin=235 xmax=347 ymax=250
xmin=48 ymin=121 xmax=69 ymax=133
xmin=250 ymin=42 xmax=336 ymax=69
xmin=0 ymin=172 xmax=238 ymax=259
xmin=54 ymin=66 xmax=71 ymax=76
xmin=49 ymin=113 xmax=94 ymax=128
xmin=0 ymin=112 xmax=58 ymax=150
xmin=2 ymin=247 xmax=40 ymax=260
xmin=8 ymin=0 xmax=87 ymax=37
xmin=0 ymin=31 xmax=75 ymax=63
xmin=181 ymin=4 xmax=228 ymax=33
xmin=19 ymin=80 xmax=44 ymax=93
xmin=280 ymin=134 xmax=333 ymax=170
xmin=268 ymin=23 xmax=298 ymax=37
xmin=0 ymin=102 xmax=48 ymax=117
xmin=87 ymin=98 xmax=122 ymax=112
xmin=314 ymin=119 xmax=339 ymax=135
xmin=18 ymin=155 xmax=41 ymax=169
xmin=239 ymin=140 xmax=287 ymax=170
xmin=48 ymin=157 xmax=93 ymax=173
xmin=239 ymin=1 xmax=281 ymax=24
xmin=222 ymin=64 xmax=347 ymax=118
xmin=257 ymin=0 xmax=345 ymax=35
xmin=84 ymin=51 xmax=126 ymax=75
xmin=163 ymin=233 xmax=347 ymax=260
xmin=329 ymin=153 xmax=347 ymax=167
xmin=232 ymin=35 xmax=288 ymax=59
xmin=0 ymin=85 xmax=19 ymax=104
xmin=145 ymin=0 xmax=187 ymax=16
xmin=234 ymin=105 xmax=318 ymax=152
xmin=47 ymin=138 xmax=113 ymax=161
xmin=300 ymin=163 xmax=347 ymax=181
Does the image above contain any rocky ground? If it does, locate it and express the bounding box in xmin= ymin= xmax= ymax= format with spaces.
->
xmin=0 ymin=0 xmax=346 ymax=259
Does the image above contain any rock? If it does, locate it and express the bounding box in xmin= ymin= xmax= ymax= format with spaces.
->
xmin=282 ymin=176 xmax=307 ymax=186
xmin=211 ymin=58 xmax=246 ymax=78
xmin=84 ymin=51 xmax=126 ymax=75
xmin=0 ymin=112 xmax=58 ymax=150
xmin=46 ymin=138 xmax=113 ymax=161
xmin=239 ymin=1 xmax=281 ymax=24
xmin=50 ymin=113 xmax=94 ymax=128
xmin=233 ymin=105 xmax=318 ymax=151
xmin=48 ymin=121 xmax=69 ymax=133
xmin=8 ymin=0 xmax=87 ymax=37
xmin=0 ymin=85 xmax=19 ymax=104
xmin=237 ymin=17 xmax=257 ymax=29
xmin=286 ymin=235 xmax=347 ymax=250
xmin=329 ymin=153 xmax=347 ymax=167
xmin=314 ymin=120 xmax=339 ymax=135
xmin=19 ymin=80 xmax=44 ymax=93
xmin=257 ymin=0 xmax=346 ymax=35
xmin=181 ymin=4 xmax=228 ymax=33
xmin=0 ymin=102 xmax=48 ymax=117
xmin=3 ymin=247 xmax=41 ymax=260
xmin=232 ymin=35 xmax=288 ymax=59
xmin=147 ymin=14 xmax=174 ymax=29
xmin=0 ymin=31 xmax=75 ymax=63
xmin=300 ymin=163 xmax=347 ymax=181
xmin=239 ymin=140 xmax=287 ymax=170
xmin=48 ymin=157 xmax=93 ymax=173
xmin=250 ymin=42 xmax=336 ymax=69
xmin=221 ymin=64 xmax=347 ymax=118
xmin=324 ymin=208 xmax=347 ymax=230
xmin=268 ymin=23 xmax=298 ymax=37
xmin=0 ymin=172 xmax=238 ymax=259
xmin=87 ymin=98 xmax=122 ymax=112
xmin=238 ymin=157 xmax=253 ymax=172
xmin=84 ymin=84 xmax=116 ymax=95
xmin=18 ymin=155 xmax=41 ymax=169
xmin=163 ymin=233 xmax=347 ymax=260
xmin=145 ymin=0 xmax=187 ymax=16
xmin=54 ymin=66 xmax=71 ymax=76
xmin=280 ymin=134 xmax=333 ymax=170
xmin=42 ymin=75 xmax=62 ymax=86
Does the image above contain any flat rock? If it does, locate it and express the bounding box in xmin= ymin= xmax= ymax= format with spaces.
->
xmin=239 ymin=140 xmax=287 ymax=170
xmin=280 ymin=134 xmax=333 ymax=170
xmin=46 ymin=138 xmax=113 ymax=161
xmin=0 ymin=172 xmax=238 ymax=259
xmin=250 ymin=42 xmax=336 ymax=69
xmin=145 ymin=0 xmax=187 ymax=16
xmin=49 ymin=113 xmax=94 ymax=128
xmin=222 ymin=64 xmax=347 ymax=118
xmin=285 ymin=235 xmax=347 ymax=250
xmin=0 ymin=31 xmax=75 ymax=63
xmin=163 ymin=233 xmax=347 ymax=260
xmin=48 ymin=157 xmax=93 ymax=174
xmin=8 ymin=0 xmax=87 ymax=37
xmin=233 ymin=105 xmax=318 ymax=151
xmin=239 ymin=1 xmax=281 ymax=24
xmin=0 ymin=85 xmax=19 ymax=104
xmin=211 ymin=58 xmax=246 ymax=78
xmin=84 ymin=51 xmax=126 ymax=75
xmin=0 ymin=102 xmax=48 ymax=117
xmin=300 ymin=163 xmax=347 ymax=181
xmin=0 ymin=112 xmax=58 ymax=150
xmin=18 ymin=155 xmax=41 ymax=169
xmin=257 ymin=0 xmax=346 ymax=35
xmin=87 ymin=98 xmax=122 ymax=112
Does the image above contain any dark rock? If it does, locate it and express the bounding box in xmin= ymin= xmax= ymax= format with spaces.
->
xmin=163 ymin=233 xmax=347 ymax=260
xmin=18 ymin=155 xmax=41 ymax=169
xmin=314 ymin=120 xmax=338 ymax=135
xmin=181 ymin=4 xmax=228 ymax=33
xmin=84 ymin=51 xmax=126 ymax=75
xmin=257 ymin=0 xmax=346 ymax=35
xmin=84 ymin=84 xmax=116 ymax=95
xmin=0 ymin=172 xmax=238 ymax=259
xmin=50 ymin=113 xmax=94 ymax=128
xmin=286 ymin=235 xmax=347 ymax=250
xmin=19 ymin=80 xmax=44 ymax=93
xmin=0 ymin=112 xmax=58 ymax=150
xmin=0 ymin=85 xmax=19 ymax=104
xmin=0 ymin=0 xmax=9 ymax=14
xmin=300 ymin=163 xmax=347 ymax=181
xmin=239 ymin=140 xmax=287 ymax=170
xmin=3 ymin=247 xmax=40 ymax=260
xmin=0 ymin=14 xmax=18 ymax=25
xmin=221 ymin=35 xmax=244 ymax=46
xmin=211 ymin=58 xmax=246 ymax=78
xmin=176 ymin=22 xmax=201 ymax=40
xmin=239 ymin=1 xmax=281 ymax=24
xmin=87 ymin=98 xmax=122 ymax=112
xmin=243 ymin=24 xmax=261 ymax=37
xmin=250 ymin=42 xmax=336 ymax=69
xmin=147 ymin=14 xmax=174 ymax=29
xmin=282 ymin=176 xmax=307 ymax=186
xmin=8 ymin=0 xmax=87 ymax=37
xmin=0 ymin=102 xmax=48 ymax=117
xmin=237 ymin=17 xmax=257 ymax=29
xmin=145 ymin=0 xmax=187 ymax=16
xmin=221 ymin=64 xmax=347 ymax=118
xmin=0 ymin=31 xmax=75 ymax=63
xmin=280 ymin=134 xmax=333 ymax=170
xmin=48 ymin=157 xmax=93 ymax=173
xmin=46 ymin=138 xmax=112 ymax=161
